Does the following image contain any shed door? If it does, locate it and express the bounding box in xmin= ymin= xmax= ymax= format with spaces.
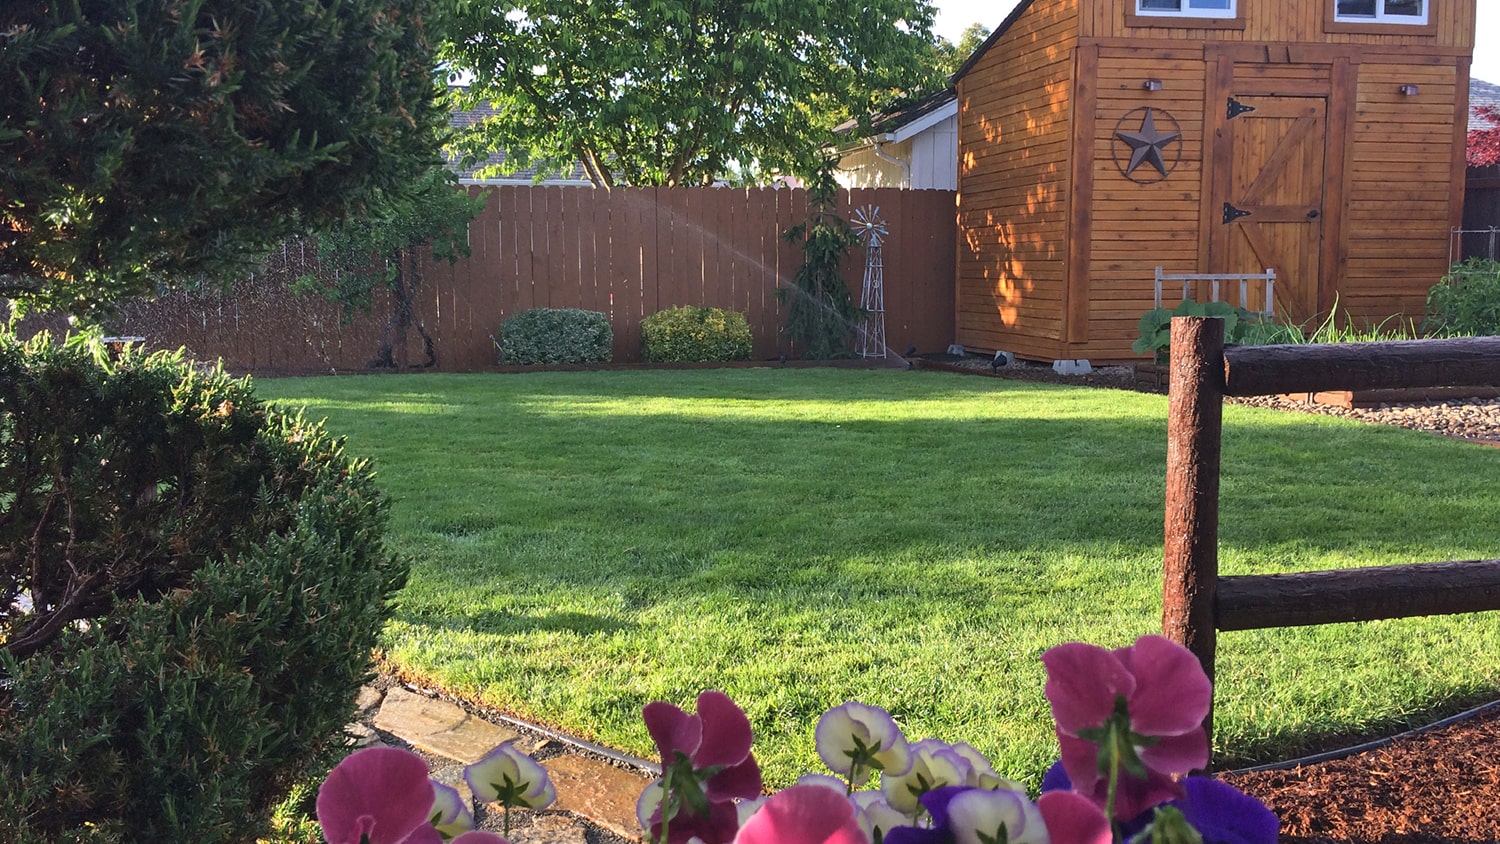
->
xmin=1212 ymin=95 xmax=1326 ymax=322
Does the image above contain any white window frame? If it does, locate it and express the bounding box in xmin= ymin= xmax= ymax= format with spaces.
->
xmin=1134 ymin=0 xmax=1238 ymax=19
xmin=1333 ymin=0 xmax=1429 ymax=25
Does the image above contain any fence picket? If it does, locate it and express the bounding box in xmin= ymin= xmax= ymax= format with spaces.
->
xmin=95 ymin=186 xmax=955 ymax=371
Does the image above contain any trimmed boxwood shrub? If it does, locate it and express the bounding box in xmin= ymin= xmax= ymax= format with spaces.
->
xmin=0 ymin=333 xmax=406 ymax=842
xmin=641 ymin=306 xmax=753 ymax=363
xmin=499 ymin=308 xmax=612 ymax=365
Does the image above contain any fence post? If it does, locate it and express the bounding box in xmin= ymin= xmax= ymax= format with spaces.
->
xmin=1162 ymin=316 xmax=1225 ymax=735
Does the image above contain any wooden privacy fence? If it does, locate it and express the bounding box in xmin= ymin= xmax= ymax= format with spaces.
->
xmin=1161 ymin=316 xmax=1500 ymax=737
xmin=107 ymin=186 xmax=957 ymax=373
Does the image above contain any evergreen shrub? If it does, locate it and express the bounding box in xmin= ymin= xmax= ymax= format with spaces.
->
xmin=641 ymin=306 xmax=753 ymax=363
xmin=499 ymin=308 xmax=613 ymax=365
xmin=0 ymin=333 xmax=406 ymax=842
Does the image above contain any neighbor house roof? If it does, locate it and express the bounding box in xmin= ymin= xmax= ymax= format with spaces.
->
xmin=447 ymin=100 xmax=593 ymax=185
xmin=1470 ymin=78 xmax=1500 ymax=132
xmin=833 ymin=87 xmax=958 ymax=148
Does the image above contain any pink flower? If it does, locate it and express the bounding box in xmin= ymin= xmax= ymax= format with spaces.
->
xmin=317 ymin=747 xmax=436 ymax=844
xmin=643 ymin=690 xmax=761 ymax=792
xmin=640 ymin=691 xmax=763 ymax=844
xmin=1041 ymin=635 xmax=1211 ymax=819
xmin=733 ymin=784 xmax=865 ymax=844
xmin=1037 ymin=790 xmax=1114 ymax=844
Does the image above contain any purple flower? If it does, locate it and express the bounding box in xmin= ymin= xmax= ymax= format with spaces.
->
xmin=1172 ymin=777 xmax=1279 ymax=844
xmin=883 ymin=786 xmax=1047 ymax=844
xmin=1041 ymin=635 xmax=1211 ymax=819
xmin=1044 ymin=761 xmax=1277 ymax=844
xmin=316 ymin=746 xmax=436 ymax=844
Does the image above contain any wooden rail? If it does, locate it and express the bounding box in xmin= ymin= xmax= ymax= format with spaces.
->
xmin=1161 ymin=317 xmax=1500 ymax=738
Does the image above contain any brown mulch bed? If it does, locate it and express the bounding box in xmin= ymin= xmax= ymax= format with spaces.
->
xmin=1218 ymin=705 xmax=1500 ymax=843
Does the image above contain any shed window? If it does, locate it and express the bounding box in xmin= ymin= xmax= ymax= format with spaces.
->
xmin=1136 ymin=0 xmax=1236 ymax=17
xmin=1334 ymin=0 xmax=1428 ymax=24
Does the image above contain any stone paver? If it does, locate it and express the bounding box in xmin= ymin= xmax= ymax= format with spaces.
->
xmin=374 ymin=686 xmax=520 ymax=764
xmin=494 ymin=812 xmax=589 ymax=844
xmin=543 ymin=755 xmax=651 ymax=841
xmin=345 ymin=721 xmax=379 ymax=748
xmin=355 ymin=685 xmax=384 ymax=714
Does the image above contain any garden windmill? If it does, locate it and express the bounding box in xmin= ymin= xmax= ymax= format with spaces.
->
xmin=852 ymin=205 xmax=887 ymax=359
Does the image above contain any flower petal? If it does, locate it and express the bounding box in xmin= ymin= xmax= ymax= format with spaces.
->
xmin=947 ymin=787 xmax=1049 ymax=844
xmin=1175 ymin=778 xmax=1279 ymax=844
xmin=851 ymin=791 xmax=912 ymax=841
xmin=1037 ymin=790 xmax=1112 ymax=844
xmin=1138 ymin=728 xmax=1210 ymax=779
xmin=1041 ymin=643 xmax=1136 ymax=735
xmin=693 ymin=690 xmax=754 ymax=769
xmin=644 ymin=700 xmax=703 ymax=764
xmin=429 ymin=781 xmax=474 ymax=839
xmin=1117 ymin=636 xmax=1212 ymax=738
xmin=316 ymin=746 xmax=435 ymax=844
xmin=403 ymin=826 xmax=446 ymax=844
xmin=1056 ymin=733 xmax=1105 ymax=803
xmin=464 ymin=740 xmax=554 ymax=809
xmin=705 ymin=753 xmax=763 ymax=803
xmin=733 ymin=784 xmax=865 ymax=844
xmin=1056 ymin=734 xmax=1182 ymax=822
xmin=815 ymin=701 xmax=911 ymax=783
xmin=451 ymin=833 xmax=512 ymax=844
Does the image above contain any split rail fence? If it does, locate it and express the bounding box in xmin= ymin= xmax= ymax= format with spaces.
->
xmin=98 ymin=186 xmax=957 ymax=373
xmin=1160 ymin=316 xmax=1500 ymax=739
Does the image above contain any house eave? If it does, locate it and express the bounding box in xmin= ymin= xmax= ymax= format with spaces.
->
xmin=888 ymin=99 xmax=959 ymax=144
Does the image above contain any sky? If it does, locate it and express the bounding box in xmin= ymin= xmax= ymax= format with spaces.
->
xmin=931 ymin=1 xmax=1500 ymax=84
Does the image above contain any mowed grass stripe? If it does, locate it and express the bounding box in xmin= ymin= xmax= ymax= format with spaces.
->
xmin=256 ymin=369 xmax=1500 ymax=788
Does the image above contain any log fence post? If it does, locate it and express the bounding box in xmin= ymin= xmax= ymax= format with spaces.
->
xmin=1162 ymin=316 xmax=1225 ymax=731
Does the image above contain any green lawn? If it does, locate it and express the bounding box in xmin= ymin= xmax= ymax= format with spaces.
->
xmin=255 ymin=369 xmax=1500 ymax=789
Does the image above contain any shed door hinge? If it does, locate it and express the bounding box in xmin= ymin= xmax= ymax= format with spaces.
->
xmin=1227 ymin=97 xmax=1256 ymax=120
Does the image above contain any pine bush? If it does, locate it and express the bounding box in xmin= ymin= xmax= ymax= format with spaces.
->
xmin=0 ymin=333 xmax=406 ymax=842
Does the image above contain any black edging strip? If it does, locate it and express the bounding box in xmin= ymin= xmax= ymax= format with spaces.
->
xmin=1224 ymin=698 xmax=1500 ymax=774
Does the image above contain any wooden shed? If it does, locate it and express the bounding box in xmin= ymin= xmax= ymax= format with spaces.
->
xmin=953 ymin=0 xmax=1475 ymax=363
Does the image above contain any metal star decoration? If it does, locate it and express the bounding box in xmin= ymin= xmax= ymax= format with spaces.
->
xmin=1115 ymin=108 xmax=1181 ymax=178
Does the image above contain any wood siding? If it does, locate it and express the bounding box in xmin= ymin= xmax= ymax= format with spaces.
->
xmin=90 ymin=187 xmax=957 ymax=372
xmin=1083 ymin=47 xmax=1211 ymax=357
xmin=1090 ymin=0 xmax=1474 ymax=50
xmin=1339 ymin=59 xmax=1466 ymax=322
xmin=955 ymin=0 xmax=1474 ymax=362
xmin=955 ymin=0 xmax=1081 ymax=361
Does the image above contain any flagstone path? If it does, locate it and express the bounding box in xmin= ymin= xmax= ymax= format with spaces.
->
xmin=356 ymin=680 xmax=647 ymax=843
